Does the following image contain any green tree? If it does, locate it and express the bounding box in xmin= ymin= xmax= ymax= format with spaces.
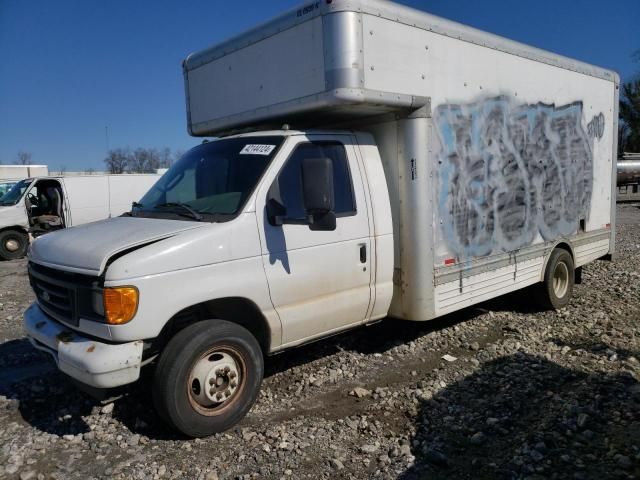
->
xmin=619 ymin=50 xmax=640 ymax=154
xmin=620 ymin=79 xmax=640 ymax=153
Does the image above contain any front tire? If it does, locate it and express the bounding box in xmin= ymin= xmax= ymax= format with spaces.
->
xmin=153 ymin=320 xmax=264 ymax=437
xmin=0 ymin=230 xmax=28 ymax=260
xmin=537 ymin=248 xmax=575 ymax=310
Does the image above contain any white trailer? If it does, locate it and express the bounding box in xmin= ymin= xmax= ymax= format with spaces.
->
xmin=24 ymin=0 xmax=617 ymax=437
xmin=0 ymin=174 xmax=161 ymax=259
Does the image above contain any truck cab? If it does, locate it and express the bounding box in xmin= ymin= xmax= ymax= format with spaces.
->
xmin=23 ymin=130 xmax=394 ymax=437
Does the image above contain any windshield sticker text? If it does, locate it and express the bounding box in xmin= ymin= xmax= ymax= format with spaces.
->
xmin=240 ymin=144 xmax=276 ymax=156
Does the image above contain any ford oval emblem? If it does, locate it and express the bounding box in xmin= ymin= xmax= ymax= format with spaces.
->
xmin=41 ymin=291 xmax=50 ymax=302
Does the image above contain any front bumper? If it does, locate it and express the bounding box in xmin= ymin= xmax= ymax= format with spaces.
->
xmin=23 ymin=303 xmax=144 ymax=389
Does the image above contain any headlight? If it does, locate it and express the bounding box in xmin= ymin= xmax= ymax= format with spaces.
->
xmin=103 ymin=287 xmax=139 ymax=325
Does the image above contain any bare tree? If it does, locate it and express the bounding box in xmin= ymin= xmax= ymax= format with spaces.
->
xmin=85 ymin=168 xmax=96 ymax=175
xmin=15 ymin=151 xmax=32 ymax=165
xmin=105 ymin=146 xmax=185 ymax=174
xmin=128 ymin=148 xmax=162 ymax=173
xmin=158 ymin=147 xmax=173 ymax=168
xmin=104 ymin=148 xmax=130 ymax=174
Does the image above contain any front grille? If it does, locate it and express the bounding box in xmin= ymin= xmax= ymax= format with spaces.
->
xmin=28 ymin=263 xmax=103 ymax=327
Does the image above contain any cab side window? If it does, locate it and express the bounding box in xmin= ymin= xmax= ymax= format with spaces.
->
xmin=274 ymin=142 xmax=356 ymax=220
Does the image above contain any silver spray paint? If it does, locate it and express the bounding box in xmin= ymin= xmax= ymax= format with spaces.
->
xmin=435 ymin=96 xmax=594 ymax=259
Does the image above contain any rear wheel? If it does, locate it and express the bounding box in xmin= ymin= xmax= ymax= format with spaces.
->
xmin=0 ymin=230 xmax=28 ymax=260
xmin=537 ymin=248 xmax=575 ymax=310
xmin=153 ymin=320 xmax=264 ymax=437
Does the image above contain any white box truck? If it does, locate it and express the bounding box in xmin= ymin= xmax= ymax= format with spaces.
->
xmin=0 ymin=174 xmax=160 ymax=260
xmin=0 ymin=165 xmax=49 ymax=197
xmin=23 ymin=0 xmax=618 ymax=437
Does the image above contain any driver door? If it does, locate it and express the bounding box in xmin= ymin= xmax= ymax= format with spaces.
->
xmin=256 ymin=134 xmax=373 ymax=347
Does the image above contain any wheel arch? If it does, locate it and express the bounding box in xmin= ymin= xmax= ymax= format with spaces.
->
xmin=540 ymin=240 xmax=575 ymax=281
xmin=153 ymin=297 xmax=272 ymax=355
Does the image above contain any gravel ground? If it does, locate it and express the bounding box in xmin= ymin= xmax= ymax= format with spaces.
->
xmin=0 ymin=204 xmax=638 ymax=480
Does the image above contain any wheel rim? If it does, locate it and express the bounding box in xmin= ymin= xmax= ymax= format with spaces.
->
xmin=187 ymin=345 xmax=246 ymax=416
xmin=5 ymin=238 xmax=20 ymax=252
xmin=552 ymin=261 xmax=569 ymax=299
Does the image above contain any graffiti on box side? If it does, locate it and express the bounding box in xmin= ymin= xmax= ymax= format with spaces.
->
xmin=434 ymin=96 xmax=602 ymax=259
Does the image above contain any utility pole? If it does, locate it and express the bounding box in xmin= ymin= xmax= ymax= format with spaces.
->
xmin=105 ymin=126 xmax=110 ymax=152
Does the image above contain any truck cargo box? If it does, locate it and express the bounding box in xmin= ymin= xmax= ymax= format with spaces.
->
xmin=184 ymin=0 xmax=618 ymax=137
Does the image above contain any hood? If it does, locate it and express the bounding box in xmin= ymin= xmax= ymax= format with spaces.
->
xmin=102 ymin=211 xmax=261 ymax=281
xmin=29 ymin=217 xmax=206 ymax=275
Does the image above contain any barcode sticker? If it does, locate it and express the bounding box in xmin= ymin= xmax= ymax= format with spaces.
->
xmin=240 ymin=144 xmax=276 ymax=155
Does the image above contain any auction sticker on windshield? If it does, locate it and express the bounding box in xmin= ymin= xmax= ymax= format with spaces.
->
xmin=240 ymin=144 xmax=276 ymax=155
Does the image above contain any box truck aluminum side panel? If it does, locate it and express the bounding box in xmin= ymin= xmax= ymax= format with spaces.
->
xmin=184 ymin=0 xmax=616 ymax=138
xmin=187 ymin=16 xmax=327 ymax=133
xmin=362 ymin=14 xmax=616 ymax=245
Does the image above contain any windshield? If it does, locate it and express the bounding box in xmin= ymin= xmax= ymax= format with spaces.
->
xmin=0 ymin=182 xmax=17 ymax=197
xmin=133 ymin=136 xmax=284 ymax=221
xmin=0 ymin=179 xmax=32 ymax=206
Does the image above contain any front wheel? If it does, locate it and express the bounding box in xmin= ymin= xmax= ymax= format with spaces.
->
xmin=153 ymin=320 xmax=264 ymax=437
xmin=0 ymin=230 xmax=28 ymax=260
xmin=537 ymin=248 xmax=575 ymax=310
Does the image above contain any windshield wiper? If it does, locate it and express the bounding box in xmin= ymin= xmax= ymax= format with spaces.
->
xmin=155 ymin=202 xmax=203 ymax=221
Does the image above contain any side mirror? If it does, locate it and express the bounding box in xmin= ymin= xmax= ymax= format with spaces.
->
xmin=301 ymin=157 xmax=336 ymax=231
xmin=266 ymin=196 xmax=286 ymax=226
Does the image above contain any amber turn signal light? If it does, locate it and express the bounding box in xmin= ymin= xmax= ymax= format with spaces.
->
xmin=103 ymin=287 xmax=139 ymax=325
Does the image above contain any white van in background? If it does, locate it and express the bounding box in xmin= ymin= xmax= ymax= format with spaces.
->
xmin=0 ymin=165 xmax=49 ymax=197
xmin=0 ymin=174 xmax=160 ymax=260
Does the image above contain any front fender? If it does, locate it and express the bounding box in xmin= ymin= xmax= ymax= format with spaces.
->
xmin=106 ymin=256 xmax=281 ymax=349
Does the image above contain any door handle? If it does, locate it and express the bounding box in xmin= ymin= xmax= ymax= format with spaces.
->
xmin=359 ymin=244 xmax=367 ymax=263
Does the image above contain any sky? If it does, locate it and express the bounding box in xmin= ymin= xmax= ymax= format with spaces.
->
xmin=1 ymin=0 xmax=638 ymax=171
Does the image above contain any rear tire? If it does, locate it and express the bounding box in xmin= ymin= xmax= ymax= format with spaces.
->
xmin=0 ymin=230 xmax=28 ymax=260
xmin=537 ymin=249 xmax=574 ymax=310
xmin=153 ymin=319 xmax=264 ymax=438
